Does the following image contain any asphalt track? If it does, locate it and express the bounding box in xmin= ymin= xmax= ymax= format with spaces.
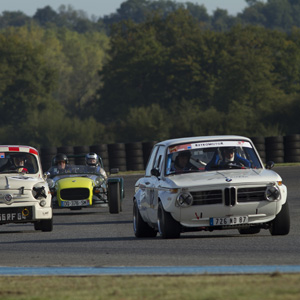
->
xmin=0 ymin=166 xmax=299 ymax=275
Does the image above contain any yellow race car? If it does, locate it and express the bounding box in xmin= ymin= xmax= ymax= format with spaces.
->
xmin=46 ymin=163 xmax=123 ymax=214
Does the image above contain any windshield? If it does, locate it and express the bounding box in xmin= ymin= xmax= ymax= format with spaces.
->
xmin=0 ymin=152 xmax=38 ymax=174
xmin=47 ymin=165 xmax=103 ymax=178
xmin=166 ymin=140 xmax=262 ymax=175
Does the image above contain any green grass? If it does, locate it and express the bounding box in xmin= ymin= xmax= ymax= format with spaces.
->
xmin=0 ymin=274 xmax=300 ymax=300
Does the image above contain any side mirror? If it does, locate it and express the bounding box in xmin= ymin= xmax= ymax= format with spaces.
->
xmin=266 ymin=161 xmax=274 ymax=170
xmin=44 ymin=171 xmax=50 ymax=179
xmin=151 ymin=168 xmax=160 ymax=177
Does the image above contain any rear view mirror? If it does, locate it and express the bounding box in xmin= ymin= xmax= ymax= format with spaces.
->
xmin=151 ymin=168 xmax=160 ymax=177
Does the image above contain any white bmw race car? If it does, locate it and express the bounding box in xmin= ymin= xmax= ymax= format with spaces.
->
xmin=0 ymin=146 xmax=53 ymax=231
xmin=133 ymin=135 xmax=290 ymax=238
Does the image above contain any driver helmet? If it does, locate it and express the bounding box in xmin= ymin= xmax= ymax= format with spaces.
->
xmin=222 ymin=147 xmax=236 ymax=160
xmin=53 ymin=153 xmax=68 ymax=166
xmin=85 ymin=152 xmax=99 ymax=166
xmin=223 ymin=147 xmax=236 ymax=154
xmin=177 ymin=150 xmax=191 ymax=159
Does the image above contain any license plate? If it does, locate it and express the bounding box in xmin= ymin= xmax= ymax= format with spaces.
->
xmin=0 ymin=207 xmax=33 ymax=223
xmin=210 ymin=216 xmax=248 ymax=226
xmin=61 ymin=200 xmax=90 ymax=207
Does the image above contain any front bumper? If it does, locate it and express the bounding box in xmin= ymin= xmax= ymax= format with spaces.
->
xmin=165 ymin=184 xmax=287 ymax=229
xmin=0 ymin=203 xmax=52 ymax=224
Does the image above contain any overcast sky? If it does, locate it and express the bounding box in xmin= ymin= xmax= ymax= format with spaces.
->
xmin=0 ymin=0 xmax=263 ymax=18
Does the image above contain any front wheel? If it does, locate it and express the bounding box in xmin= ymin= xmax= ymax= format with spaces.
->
xmin=108 ymin=182 xmax=121 ymax=214
xmin=133 ymin=199 xmax=157 ymax=238
xmin=34 ymin=218 xmax=53 ymax=232
xmin=269 ymin=202 xmax=290 ymax=235
xmin=157 ymin=202 xmax=181 ymax=239
xmin=238 ymin=227 xmax=261 ymax=234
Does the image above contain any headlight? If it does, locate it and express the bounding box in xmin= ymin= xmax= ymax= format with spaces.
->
xmin=33 ymin=185 xmax=47 ymax=199
xmin=95 ymin=176 xmax=105 ymax=187
xmin=265 ymin=186 xmax=280 ymax=201
xmin=47 ymin=178 xmax=55 ymax=189
xmin=176 ymin=191 xmax=193 ymax=207
xmin=39 ymin=200 xmax=47 ymax=207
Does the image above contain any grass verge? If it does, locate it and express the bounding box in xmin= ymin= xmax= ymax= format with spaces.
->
xmin=0 ymin=273 xmax=300 ymax=300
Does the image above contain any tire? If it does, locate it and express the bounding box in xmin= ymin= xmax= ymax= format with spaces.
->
xmin=238 ymin=227 xmax=261 ymax=234
xmin=127 ymin=163 xmax=145 ymax=171
xmin=109 ymin=150 xmax=127 ymax=159
xmin=254 ymin=144 xmax=265 ymax=151
xmin=284 ymin=155 xmax=300 ymax=163
xmin=157 ymin=202 xmax=181 ymax=239
xmin=74 ymin=146 xmax=90 ymax=154
xmin=285 ymin=141 xmax=300 ymax=149
xmin=266 ymin=143 xmax=284 ymax=150
xmin=126 ymin=149 xmax=144 ymax=157
xmin=40 ymin=147 xmax=57 ymax=155
xmin=269 ymin=202 xmax=290 ymax=236
xmin=285 ymin=149 xmax=300 ymax=156
xmin=267 ymin=157 xmax=285 ymax=163
xmin=133 ymin=199 xmax=157 ymax=238
xmin=40 ymin=154 xmax=53 ymax=171
xmin=250 ymin=137 xmax=265 ymax=144
xmin=284 ymin=134 xmax=300 ymax=143
xmin=90 ymin=144 xmax=108 ymax=152
xmin=267 ymin=150 xmax=284 ymax=157
xmin=108 ymin=143 xmax=126 ymax=151
xmin=57 ymin=146 xmax=74 ymax=155
xmin=35 ymin=218 xmax=53 ymax=232
xmin=126 ymin=142 xmax=143 ymax=151
xmin=266 ymin=136 xmax=284 ymax=143
xmin=75 ymin=157 xmax=85 ymax=165
xmin=126 ymin=156 xmax=144 ymax=164
xmin=257 ymin=150 xmax=266 ymax=158
xmin=108 ymin=182 xmax=121 ymax=214
xmin=34 ymin=222 xmax=42 ymax=231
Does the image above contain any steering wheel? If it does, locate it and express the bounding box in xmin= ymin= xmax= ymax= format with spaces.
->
xmin=10 ymin=165 xmax=28 ymax=173
xmin=224 ymin=161 xmax=244 ymax=169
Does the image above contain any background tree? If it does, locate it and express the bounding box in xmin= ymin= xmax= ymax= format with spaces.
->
xmin=0 ymin=11 xmax=30 ymax=28
xmin=117 ymin=104 xmax=171 ymax=142
xmin=0 ymin=32 xmax=57 ymax=125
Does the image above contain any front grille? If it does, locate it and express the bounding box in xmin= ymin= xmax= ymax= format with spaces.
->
xmin=190 ymin=186 xmax=267 ymax=207
xmin=237 ymin=187 xmax=266 ymax=202
xmin=191 ymin=190 xmax=222 ymax=205
xmin=60 ymin=188 xmax=90 ymax=200
xmin=225 ymin=187 xmax=236 ymax=206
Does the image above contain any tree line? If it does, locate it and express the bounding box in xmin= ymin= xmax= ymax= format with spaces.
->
xmin=0 ymin=0 xmax=300 ymax=148
xmin=2 ymin=0 xmax=300 ymax=34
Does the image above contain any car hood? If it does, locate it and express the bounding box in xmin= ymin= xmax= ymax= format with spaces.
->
xmin=163 ymin=169 xmax=283 ymax=188
xmin=56 ymin=176 xmax=94 ymax=189
xmin=0 ymin=175 xmax=43 ymax=190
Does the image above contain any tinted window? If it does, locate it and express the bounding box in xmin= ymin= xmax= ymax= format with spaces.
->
xmin=165 ymin=140 xmax=262 ymax=175
xmin=0 ymin=152 xmax=38 ymax=174
xmin=145 ymin=146 xmax=159 ymax=176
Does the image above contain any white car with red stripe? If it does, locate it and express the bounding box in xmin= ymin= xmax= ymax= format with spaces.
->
xmin=0 ymin=145 xmax=53 ymax=231
xmin=133 ymin=136 xmax=290 ymax=238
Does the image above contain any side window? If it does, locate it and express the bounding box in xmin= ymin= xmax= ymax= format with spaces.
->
xmin=145 ymin=146 xmax=159 ymax=176
xmin=153 ymin=146 xmax=166 ymax=173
